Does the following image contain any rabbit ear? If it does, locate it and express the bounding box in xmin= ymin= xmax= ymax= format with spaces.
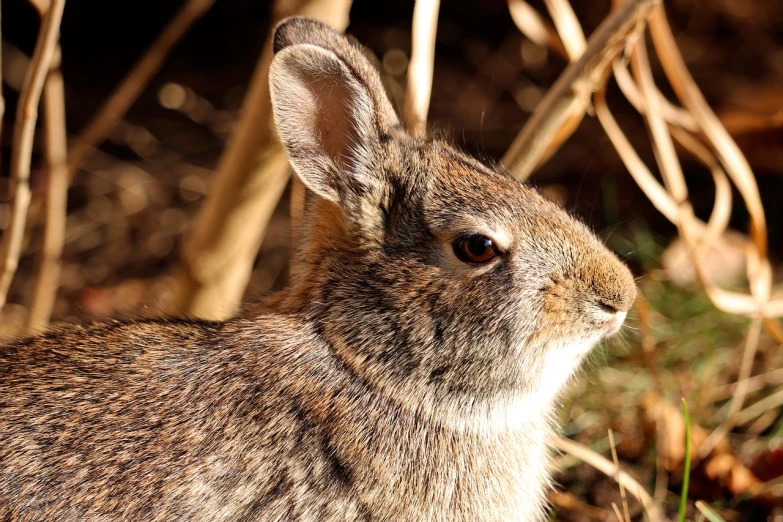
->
xmin=269 ymin=17 xmax=400 ymax=204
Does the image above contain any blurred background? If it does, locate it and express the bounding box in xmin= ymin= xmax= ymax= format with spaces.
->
xmin=2 ymin=0 xmax=783 ymax=519
xmin=1 ymin=0 xmax=781 ymax=321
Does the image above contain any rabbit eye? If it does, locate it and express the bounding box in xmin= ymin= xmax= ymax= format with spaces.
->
xmin=453 ymin=235 xmax=499 ymax=264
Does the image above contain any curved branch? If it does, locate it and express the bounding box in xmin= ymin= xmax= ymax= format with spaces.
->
xmin=501 ymin=0 xmax=659 ymax=180
xmin=0 ymin=0 xmax=65 ymax=309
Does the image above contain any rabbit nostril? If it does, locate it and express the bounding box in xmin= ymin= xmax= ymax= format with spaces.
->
xmin=597 ymin=300 xmax=620 ymax=315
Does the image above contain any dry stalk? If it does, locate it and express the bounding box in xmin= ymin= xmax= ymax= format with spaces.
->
xmin=552 ymin=436 xmax=664 ymax=522
xmin=27 ymin=0 xmax=49 ymax=14
xmin=597 ymin=84 xmax=751 ymax=315
xmin=543 ymin=0 xmax=585 ymax=59
xmin=634 ymin=291 xmax=656 ymax=356
xmin=507 ymin=0 xmax=567 ymax=58
xmin=631 ymin=4 xmax=781 ymax=455
xmin=700 ymin=316 xmax=763 ymax=457
xmin=613 ymin=58 xmax=697 ymax=131
xmin=720 ymin=109 xmax=783 ymax=135
xmin=0 ymin=2 xmax=4 ymax=148
xmin=0 ymin=0 xmax=65 ymax=309
xmin=594 ymin=86 xmax=686 ymax=226
xmin=608 ymin=430 xmax=631 ymax=522
xmin=648 ymin=5 xmax=783 ymax=321
xmin=548 ymin=491 xmax=609 ymax=520
xmin=66 ymin=0 xmax=215 ymax=180
xmin=733 ymin=387 xmax=783 ymax=427
xmin=667 ymin=126 xmax=732 ymax=253
xmin=610 ymin=503 xmax=623 ymax=522
xmin=609 ymin=5 xmax=776 ymax=455
xmin=404 ymin=0 xmax=439 ymax=138
xmin=706 ymin=367 xmax=783 ymax=402
xmin=649 ymin=6 xmax=766 ymax=258
xmin=594 ymin=85 xmax=733 ymax=256
xmin=501 ymin=0 xmax=659 ymax=181
xmin=765 ymin=318 xmax=783 ymax=345
xmin=26 ymin=45 xmax=68 ymax=333
xmin=627 ymin=20 xmax=727 ymax=283
xmin=629 ymin=25 xmax=688 ymax=206
xmin=596 ymin=3 xmax=781 ymax=464
xmin=506 ymin=0 xmax=574 ymax=162
xmin=652 ymin=417 xmax=669 ymax=506
xmin=168 ymin=0 xmax=353 ymax=320
xmin=605 ymin=0 xmax=693 ymax=132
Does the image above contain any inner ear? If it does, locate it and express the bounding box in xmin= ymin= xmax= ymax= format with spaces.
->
xmin=309 ymin=74 xmax=366 ymax=182
xmin=270 ymin=44 xmax=382 ymax=204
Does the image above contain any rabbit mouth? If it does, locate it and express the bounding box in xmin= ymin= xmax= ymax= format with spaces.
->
xmin=604 ymin=310 xmax=628 ymax=336
xmin=585 ymin=303 xmax=629 ymax=337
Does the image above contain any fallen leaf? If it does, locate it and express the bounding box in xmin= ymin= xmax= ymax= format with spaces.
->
xmin=639 ymin=394 xmax=777 ymax=504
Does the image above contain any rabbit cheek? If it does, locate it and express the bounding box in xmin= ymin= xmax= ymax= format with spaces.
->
xmin=532 ymin=280 xmax=605 ymax=362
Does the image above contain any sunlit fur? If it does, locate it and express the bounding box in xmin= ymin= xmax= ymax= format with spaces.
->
xmin=0 ymin=17 xmax=636 ymax=522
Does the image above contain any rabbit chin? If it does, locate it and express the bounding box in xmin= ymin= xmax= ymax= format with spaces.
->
xmin=491 ymin=336 xmax=600 ymax=432
xmin=423 ymin=335 xmax=601 ymax=435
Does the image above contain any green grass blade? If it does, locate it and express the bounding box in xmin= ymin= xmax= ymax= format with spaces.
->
xmin=678 ymin=398 xmax=692 ymax=522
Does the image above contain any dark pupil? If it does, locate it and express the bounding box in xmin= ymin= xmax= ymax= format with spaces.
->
xmin=468 ymin=236 xmax=491 ymax=257
xmin=453 ymin=234 xmax=497 ymax=264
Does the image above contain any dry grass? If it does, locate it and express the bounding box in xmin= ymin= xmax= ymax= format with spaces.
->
xmin=505 ymin=0 xmax=783 ymax=518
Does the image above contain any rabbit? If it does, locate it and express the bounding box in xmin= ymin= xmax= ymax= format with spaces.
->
xmin=0 ymin=16 xmax=636 ymax=522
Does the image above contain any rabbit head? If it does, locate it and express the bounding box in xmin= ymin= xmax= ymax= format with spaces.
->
xmin=269 ymin=17 xmax=636 ymax=429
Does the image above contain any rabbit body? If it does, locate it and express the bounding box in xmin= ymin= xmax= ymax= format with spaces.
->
xmin=0 ymin=17 xmax=636 ymax=522
xmin=0 ymin=316 xmax=549 ymax=521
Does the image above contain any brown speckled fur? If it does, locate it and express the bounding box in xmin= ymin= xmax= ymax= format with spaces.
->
xmin=0 ymin=17 xmax=637 ymax=521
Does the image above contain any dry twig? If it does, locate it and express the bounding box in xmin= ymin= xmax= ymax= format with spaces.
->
xmin=27 ymin=0 xmax=49 ymax=14
xmin=507 ymin=0 xmax=567 ymax=58
xmin=706 ymin=367 xmax=783 ymax=402
xmin=608 ymin=430 xmax=631 ymax=522
xmin=548 ymin=490 xmax=609 ymax=520
xmin=649 ymin=6 xmax=767 ymax=259
xmin=404 ymin=0 xmax=439 ymax=138
xmin=595 ymin=86 xmax=685 ymax=226
xmin=602 ymin=2 xmax=779 ymax=457
xmin=26 ymin=45 xmax=68 ymax=333
xmin=0 ymin=0 xmax=65 ymax=309
xmin=611 ymin=503 xmax=623 ymax=522
xmin=523 ymin=0 xmax=588 ymax=179
xmin=552 ymin=436 xmax=664 ymax=522
xmin=700 ymin=316 xmax=763 ymax=457
xmin=647 ymin=5 xmax=783 ymax=320
xmin=734 ymin=387 xmax=783 ymax=427
xmin=594 ymin=88 xmax=729 ymax=253
xmin=543 ymin=0 xmax=585 ymax=59
xmin=66 ymin=0 xmax=215 ymax=180
xmin=0 ymin=3 xmax=4 ymax=149
xmin=612 ymin=58 xmax=697 ymax=131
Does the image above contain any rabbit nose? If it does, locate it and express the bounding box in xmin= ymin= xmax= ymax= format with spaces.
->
xmin=591 ymin=258 xmax=637 ymax=314
xmin=595 ymin=293 xmax=634 ymax=315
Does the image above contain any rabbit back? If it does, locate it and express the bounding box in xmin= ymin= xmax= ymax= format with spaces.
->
xmin=0 ymin=318 xmax=369 ymax=521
